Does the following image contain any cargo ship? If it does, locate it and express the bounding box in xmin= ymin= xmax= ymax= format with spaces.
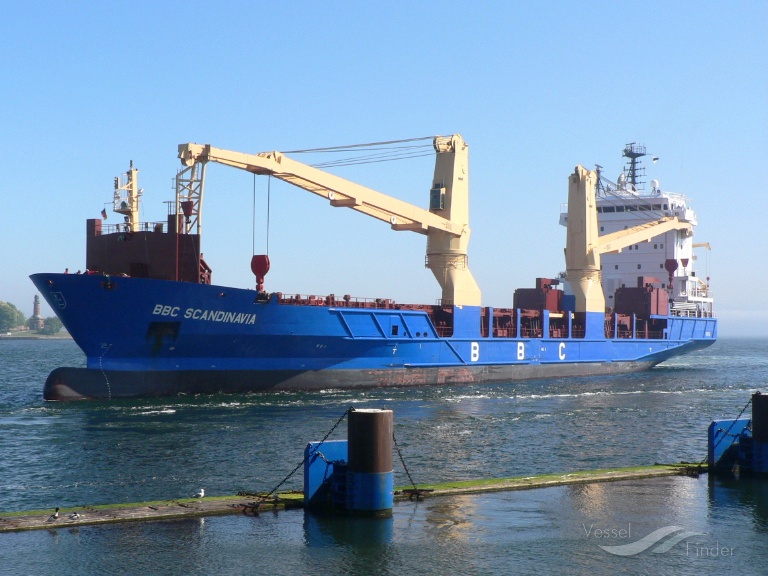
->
xmin=31 ymin=135 xmax=716 ymax=400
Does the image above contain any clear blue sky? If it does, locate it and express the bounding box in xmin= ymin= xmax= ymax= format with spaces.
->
xmin=1 ymin=1 xmax=766 ymax=337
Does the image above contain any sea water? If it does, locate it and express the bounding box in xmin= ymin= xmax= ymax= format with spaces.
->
xmin=0 ymin=337 xmax=766 ymax=575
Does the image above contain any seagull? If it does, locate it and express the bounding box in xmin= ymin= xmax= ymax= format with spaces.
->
xmin=46 ymin=508 xmax=60 ymax=522
xmin=68 ymin=512 xmax=81 ymax=521
xmin=193 ymin=488 xmax=205 ymax=498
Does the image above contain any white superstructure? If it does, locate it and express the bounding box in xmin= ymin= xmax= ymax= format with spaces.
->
xmin=559 ymin=144 xmax=714 ymax=318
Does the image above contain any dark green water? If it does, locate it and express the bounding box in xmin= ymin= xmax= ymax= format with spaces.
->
xmin=1 ymin=338 xmax=766 ymax=575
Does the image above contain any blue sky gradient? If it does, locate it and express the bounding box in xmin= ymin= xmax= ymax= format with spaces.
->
xmin=1 ymin=1 xmax=766 ymax=336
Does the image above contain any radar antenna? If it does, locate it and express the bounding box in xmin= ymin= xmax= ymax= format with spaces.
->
xmin=622 ymin=143 xmax=647 ymax=190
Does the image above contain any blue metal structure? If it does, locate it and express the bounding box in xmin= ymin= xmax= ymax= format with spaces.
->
xmin=31 ymin=272 xmax=716 ymax=400
xmin=708 ymin=419 xmax=752 ymax=470
xmin=304 ymin=440 xmax=348 ymax=510
xmin=709 ymin=393 xmax=768 ymax=475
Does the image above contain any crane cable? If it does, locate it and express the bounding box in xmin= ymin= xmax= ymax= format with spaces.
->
xmin=252 ymin=173 xmax=272 ymax=257
xmin=267 ymin=175 xmax=271 ymax=255
xmin=286 ymin=136 xmax=437 ymax=169
xmin=250 ymin=138 xmax=432 ymax=258
xmin=283 ymin=136 xmax=434 ymax=154
xmin=252 ymin=173 xmax=256 ymax=256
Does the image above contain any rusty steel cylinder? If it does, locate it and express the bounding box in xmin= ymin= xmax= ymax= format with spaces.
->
xmin=753 ymin=392 xmax=768 ymax=444
xmin=346 ymin=408 xmax=394 ymax=515
xmin=348 ymin=409 xmax=393 ymax=473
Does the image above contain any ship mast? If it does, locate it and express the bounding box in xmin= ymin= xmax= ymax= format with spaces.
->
xmin=174 ymin=162 xmax=206 ymax=235
xmin=622 ymin=143 xmax=647 ymax=190
xmin=113 ymin=161 xmax=142 ymax=232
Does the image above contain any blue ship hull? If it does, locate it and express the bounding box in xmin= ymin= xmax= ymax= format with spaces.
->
xmin=30 ymin=273 xmax=717 ymax=400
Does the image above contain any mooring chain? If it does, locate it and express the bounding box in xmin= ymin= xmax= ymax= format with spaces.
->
xmin=315 ymin=451 xmax=336 ymax=484
xmin=717 ymin=428 xmax=749 ymax=438
xmin=392 ymin=430 xmax=419 ymax=493
xmin=315 ymin=451 xmax=332 ymax=464
xmin=253 ymin=407 xmax=353 ymax=504
xmin=699 ymin=395 xmax=754 ymax=468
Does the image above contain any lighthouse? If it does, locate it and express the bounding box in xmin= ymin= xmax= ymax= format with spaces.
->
xmin=28 ymin=294 xmax=44 ymax=331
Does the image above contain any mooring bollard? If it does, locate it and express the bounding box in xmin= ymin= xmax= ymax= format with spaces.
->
xmin=751 ymin=392 xmax=768 ymax=473
xmin=346 ymin=408 xmax=394 ymax=517
xmin=753 ymin=392 xmax=768 ymax=444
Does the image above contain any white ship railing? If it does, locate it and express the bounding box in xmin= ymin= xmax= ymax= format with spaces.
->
xmin=670 ymin=299 xmax=715 ymax=318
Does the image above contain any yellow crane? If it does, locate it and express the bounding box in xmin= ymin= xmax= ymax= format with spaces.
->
xmin=565 ymin=165 xmax=693 ymax=313
xmin=177 ymin=135 xmax=482 ymax=306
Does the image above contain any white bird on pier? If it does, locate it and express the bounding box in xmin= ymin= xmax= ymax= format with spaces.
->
xmin=46 ymin=508 xmax=60 ymax=522
xmin=193 ymin=488 xmax=205 ymax=498
xmin=68 ymin=512 xmax=81 ymax=520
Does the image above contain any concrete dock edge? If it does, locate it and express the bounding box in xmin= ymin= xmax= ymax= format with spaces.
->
xmin=0 ymin=464 xmax=700 ymax=533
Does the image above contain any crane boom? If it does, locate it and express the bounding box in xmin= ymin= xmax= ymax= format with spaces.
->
xmin=177 ymin=135 xmax=481 ymax=306
xmin=594 ymin=217 xmax=692 ymax=256
xmin=179 ymin=143 xmax=462 ymax=235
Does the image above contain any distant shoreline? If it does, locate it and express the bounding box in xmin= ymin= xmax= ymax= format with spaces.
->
xmin=0 ymin=334 xmax=72 ymax=341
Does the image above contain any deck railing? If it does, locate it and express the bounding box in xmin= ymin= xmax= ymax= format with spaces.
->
xmin=98 ymin=221 xmax=167 ymax=235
